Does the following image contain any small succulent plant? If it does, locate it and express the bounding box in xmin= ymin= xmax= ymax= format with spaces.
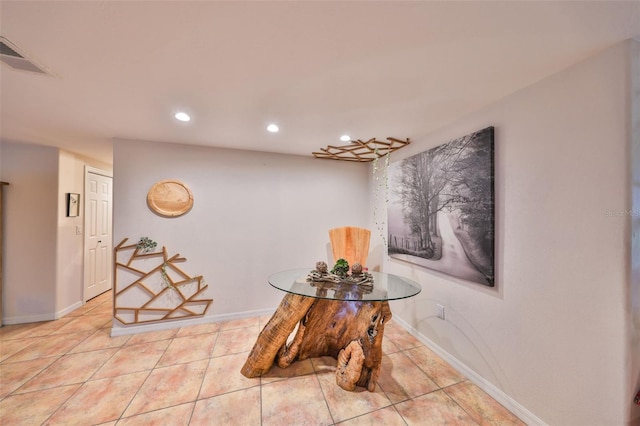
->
xmin=136 ymin=236 xmax=157 ymax=253
xmin=331 ymin=258 xmax=350 ymax=277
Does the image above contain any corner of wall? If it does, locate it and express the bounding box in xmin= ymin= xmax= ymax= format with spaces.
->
xmin=629 ymin=37 xmax=640 ymax=426
xmin=55 ymin=151 xmax=85 ymax=314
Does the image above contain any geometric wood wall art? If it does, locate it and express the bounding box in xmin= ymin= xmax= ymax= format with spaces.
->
xmin=113 ymin=237 xmax=213 ymax=325
xmin=312 ymin=137 xmax=410 ymax=162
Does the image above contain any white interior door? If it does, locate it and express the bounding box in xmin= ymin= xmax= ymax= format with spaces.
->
xmin=84 ymin=168 xmax=113 ymax=301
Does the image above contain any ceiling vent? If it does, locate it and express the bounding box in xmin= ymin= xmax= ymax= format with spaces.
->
xmin=0 ymin=37 xmax=49 ymax=75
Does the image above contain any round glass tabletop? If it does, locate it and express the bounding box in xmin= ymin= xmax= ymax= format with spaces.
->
xmin=268 ymin=268 xmax=421 ymax=302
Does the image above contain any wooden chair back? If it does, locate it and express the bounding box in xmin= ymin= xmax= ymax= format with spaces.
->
xmin=329 ymin=226 xmax=371 ymax=267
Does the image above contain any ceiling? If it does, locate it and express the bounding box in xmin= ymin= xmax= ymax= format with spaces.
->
xmin=1 ymin=1 xmax=639 ymax=165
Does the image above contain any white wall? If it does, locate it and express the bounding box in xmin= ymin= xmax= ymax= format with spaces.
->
xmin=1 ymin=142 xmax=58 ymax=321
xmin=112 ymin=140 xmax=371 ymax=333
xmin=384 ymin=40 xmax=638 ymax=425
xmin=56 ymin=151 xmax=84 ymax=314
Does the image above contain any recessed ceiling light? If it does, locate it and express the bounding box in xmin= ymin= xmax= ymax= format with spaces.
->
xmin=267 ymin=123 xmax=279 ymax=133
xmin=340 ymin=135 xmax=351 ymax=142
xmin=174 ymin=112 xmax=191 ymax=122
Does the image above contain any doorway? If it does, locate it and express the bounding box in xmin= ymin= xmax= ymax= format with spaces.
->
xmin=83 ymin=167 xmax=113 ymax=301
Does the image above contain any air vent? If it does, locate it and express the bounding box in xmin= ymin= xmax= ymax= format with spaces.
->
xmin=0 ymin=41 xmax=23 ymax=58
xmin=0 ymin=37 xmax=49 ymax=75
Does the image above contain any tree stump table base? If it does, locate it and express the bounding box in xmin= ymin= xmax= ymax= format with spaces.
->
xmin=241 ymin=293 xmax=392 ymax=392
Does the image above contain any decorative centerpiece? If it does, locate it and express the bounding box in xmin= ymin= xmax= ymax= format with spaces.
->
xmin=307 ymin=259 xmax=373 ymax=288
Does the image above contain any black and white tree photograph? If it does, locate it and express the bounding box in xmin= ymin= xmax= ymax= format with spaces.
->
xmin=387 ymin=127 xmax=495 ymax=286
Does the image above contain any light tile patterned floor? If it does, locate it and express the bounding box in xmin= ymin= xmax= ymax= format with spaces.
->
xmin=0 ymin=291 xmax=525 ymax=425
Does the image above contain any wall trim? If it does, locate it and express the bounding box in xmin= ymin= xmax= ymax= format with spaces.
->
xmin=55 ymin=301 xmax=83 ymax=319
xmin=85 ymin=165 xmax=113 ymax=178
xmin=110 ymin=308 xmax=275 ymax=337
xmin=3 ymin=312 xmax=56 ymax=325
xmin=393 ymin=316 xmax=547 ymax=426
xmin=2 ymin=300 xmax=85 ymax=325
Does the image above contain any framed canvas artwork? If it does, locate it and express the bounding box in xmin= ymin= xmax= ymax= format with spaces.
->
xmin=67 ymin=193 xmax=80 ymax=217
xmin=387 ymin=127 xmax=495 ymax=286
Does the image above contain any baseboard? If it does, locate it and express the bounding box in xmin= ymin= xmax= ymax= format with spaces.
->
xmin=56 ymin=301 xmax=83 ymax=319
xmin=3 ymin=312 xmax=56 ymax=325
xmin=210 ymin=307 xmax=275 ymax=323
xmin=393 ymin=316 xmax=547 ymax=426
xmin=2 ymin=300 xmax=85 ymax=325
xmin=110 ymin=307 xmax=275 ymax=337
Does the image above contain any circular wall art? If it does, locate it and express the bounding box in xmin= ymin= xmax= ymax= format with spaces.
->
xmin=147 ymin=179 xmax=194 ymax=217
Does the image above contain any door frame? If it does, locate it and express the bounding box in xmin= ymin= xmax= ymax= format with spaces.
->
xmin=83 ymin=166 xmax=113 ymax=303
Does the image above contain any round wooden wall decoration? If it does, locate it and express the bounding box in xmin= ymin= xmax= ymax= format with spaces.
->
xmin=147 ymin=180 xmax=194 ymax=217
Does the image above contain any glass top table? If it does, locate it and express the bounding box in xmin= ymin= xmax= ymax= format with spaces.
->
xmin=268 ymin=268 xmax=421 ymax=302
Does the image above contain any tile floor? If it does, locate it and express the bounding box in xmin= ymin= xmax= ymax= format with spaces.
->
xmin=0 ymin=291 xmax=525 ymax=425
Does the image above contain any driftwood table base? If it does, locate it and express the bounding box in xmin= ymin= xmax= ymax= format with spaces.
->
xmin=241 ymin=293 xmax=392 ymax=392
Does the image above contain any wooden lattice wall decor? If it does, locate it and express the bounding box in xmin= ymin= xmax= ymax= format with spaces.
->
xmin=312 ymin=137 xmax=410 ymax=162
xmin=113 ymin=238 xmax=212 ymax=325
